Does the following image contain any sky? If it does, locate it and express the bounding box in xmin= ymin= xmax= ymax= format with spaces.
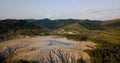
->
xmin=0 ymin=0 xmax=120 ymax=20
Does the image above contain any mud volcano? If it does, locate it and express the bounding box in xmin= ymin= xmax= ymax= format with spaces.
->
xmin=0 ymin=36 xmax=96 ymax=63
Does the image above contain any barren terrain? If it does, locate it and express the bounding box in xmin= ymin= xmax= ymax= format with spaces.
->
xmin=0 ymin=36 xmax=96 ymax=63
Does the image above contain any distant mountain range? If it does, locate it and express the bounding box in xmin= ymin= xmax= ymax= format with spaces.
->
xmin=26 ymin=18 xmax=120 ymax=31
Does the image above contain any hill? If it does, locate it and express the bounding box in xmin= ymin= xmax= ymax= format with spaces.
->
xmin=0 ymin=18 xmax=120 ymax=63
xmin=0 ymin=19 xmax=46 ymax=41
xmin=28 ymin=18 xmax=120 ymax=30
xmin=29 ymin=19 xmax=80 ymax=29
xmin=28 ymin=18 xmax=120 ymax=41
xmin=101 ymin=18 xmax=120 ymax=33
xmin=53 ymin=18 xmax=120 ymax=63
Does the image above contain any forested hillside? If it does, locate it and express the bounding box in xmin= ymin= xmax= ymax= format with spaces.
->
xmin=0 ymin=19 xmax=46 ymax=41
xmin=29 ymin=19 xmax=80 ymax=29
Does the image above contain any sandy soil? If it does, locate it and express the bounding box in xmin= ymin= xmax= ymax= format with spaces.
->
xmin=0 ymin=36 xmax=96 ymax=63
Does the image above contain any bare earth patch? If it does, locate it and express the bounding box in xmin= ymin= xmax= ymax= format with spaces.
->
xmin=0 ymin=36 xmax=96 ymax=63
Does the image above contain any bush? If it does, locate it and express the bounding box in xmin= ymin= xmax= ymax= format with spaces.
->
xmin=86 ymin=40 xmax=120 ymax=63
xmin=61 ymin=34 xmax=88 ymax=41
xmin=77 ymin=58 xmax=85 ymax=63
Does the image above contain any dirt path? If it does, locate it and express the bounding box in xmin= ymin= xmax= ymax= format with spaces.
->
xmin=0 ymin=36 xmax=96 ymax=63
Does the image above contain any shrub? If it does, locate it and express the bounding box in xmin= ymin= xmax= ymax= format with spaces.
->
xmin=77 ymin=58 xmax=85 ymax=63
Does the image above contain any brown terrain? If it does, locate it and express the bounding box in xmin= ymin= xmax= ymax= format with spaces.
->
xmin=0 ymin=36 xmax=96 ymax=63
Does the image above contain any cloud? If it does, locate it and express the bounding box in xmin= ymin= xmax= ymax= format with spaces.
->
xmin=67 ymin=8 xmax=120 ymax=20
xmin=42 ymin=8 xmax=120 ymax=20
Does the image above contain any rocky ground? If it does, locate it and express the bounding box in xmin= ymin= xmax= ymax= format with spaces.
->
xmin=0 ymin=36 xmax=96 ymax=63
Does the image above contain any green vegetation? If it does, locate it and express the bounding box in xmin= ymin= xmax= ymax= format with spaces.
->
xmin=77 ymin=58 xmax=85 ymax=63
xmin=78 ymin=20 xmax=103 ymax=30
xmin=86 ymin=39 xmax=120 ymax=63
xmin=60 ymin=33 xmax=120 ymax=63
xmin=0 ymin=18 xmax=120 ymax=63
xmin=55 ymin=18 xmax=120 ymax=63
xmin=60 ymin=34 xmax=88 ymax=41
xmin=13 ymin=59 xmax=37 ymax=63
xmin=0 ymin=54 xmax=37 ymax=63
xmin=30 ymin=19 xmax=80 ymax=29
xmin=0 ymin=19 xmax=47 ymax=41
xmin=5 ymin=54 xmax=14 ymax=63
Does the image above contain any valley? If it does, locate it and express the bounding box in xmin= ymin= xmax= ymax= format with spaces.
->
xmin=0 ymin=18 xmax=120 ymax=63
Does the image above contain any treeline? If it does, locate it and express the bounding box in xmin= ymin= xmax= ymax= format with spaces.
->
xmin=30 ymin=19 xmax=80 ymax=29
xmin=60 ymin=34 xmax=88 ymax=41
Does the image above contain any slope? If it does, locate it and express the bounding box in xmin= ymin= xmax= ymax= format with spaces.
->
xmin=0 ymin=19 xmax=46 ymax=41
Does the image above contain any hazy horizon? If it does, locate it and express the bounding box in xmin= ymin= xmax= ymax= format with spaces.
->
xmin=0 ymin=0 xmax=120 ymax=20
